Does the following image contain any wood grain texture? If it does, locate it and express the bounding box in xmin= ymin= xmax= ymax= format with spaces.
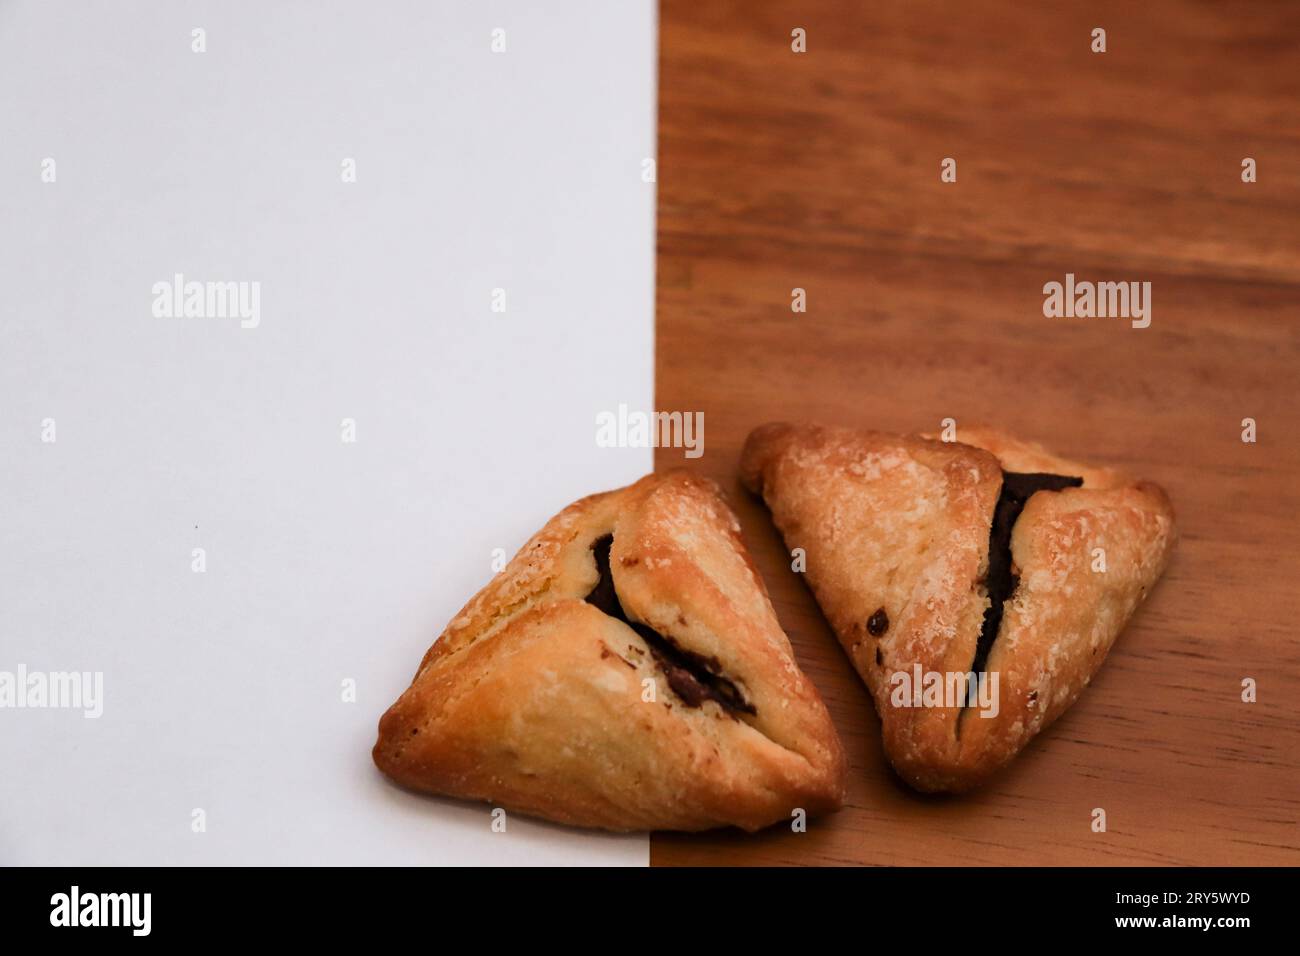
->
xmin=650 ymin=0 xmax=1300 ymax=866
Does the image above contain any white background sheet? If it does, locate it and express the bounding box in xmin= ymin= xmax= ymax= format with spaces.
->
xmin=0 ymin=0 xmax=655 ymax=865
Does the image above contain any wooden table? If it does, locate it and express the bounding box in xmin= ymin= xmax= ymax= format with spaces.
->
xmin=651 ymin=0 xmax=1300 ymax=866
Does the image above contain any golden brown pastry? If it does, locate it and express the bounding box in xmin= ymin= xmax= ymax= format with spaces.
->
xmin=373 ymin=470 xmax=845 ymax=831
xmin=740 ymin=423 xmax=1176 ymax=793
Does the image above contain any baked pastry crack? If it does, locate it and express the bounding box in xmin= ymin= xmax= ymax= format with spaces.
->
xmin=974 ymin=471 xmax=1083 ymax=676
xmin=373 ymin=470 xmax=844 ymax=831
xmin=585 ymin=534 xmax=756 ymax=717
xmin=741 ymin=423 xmax=1175 ymax=793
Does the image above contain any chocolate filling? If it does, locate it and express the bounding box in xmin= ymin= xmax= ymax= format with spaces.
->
xmin=972 ymin=471 xmax=1083 ymax=674
xmin=584 ymin=534 xmax=755 ymax=716
xmin=867 ymin=607 xmax=890 ymax=636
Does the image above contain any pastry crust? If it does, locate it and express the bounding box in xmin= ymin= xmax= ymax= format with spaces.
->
xmin=740 ymin=423 xmax=1176 ymax=792
xmin=373 ymin=470 xmax=846 ymax=831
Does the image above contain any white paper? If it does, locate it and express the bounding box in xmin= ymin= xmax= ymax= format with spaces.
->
xmin=0 ymin=0 xmax=655 ymax=865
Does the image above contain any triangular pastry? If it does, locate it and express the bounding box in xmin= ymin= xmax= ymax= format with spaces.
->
xmin=740 ymin=423 xmax=1175 ymax=793
xmin=373 ymin=470 xmax=845 ymax=831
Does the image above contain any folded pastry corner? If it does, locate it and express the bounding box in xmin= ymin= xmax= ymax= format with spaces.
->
xmin=373 ymin=469 xmax=846 ymax=831
xmin=741 ymin=422 xmax=1175 ymax=793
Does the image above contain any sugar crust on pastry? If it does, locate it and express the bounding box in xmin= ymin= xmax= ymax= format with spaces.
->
xmin=740 ymin=422 xmax=1176 ymax=793
xmin=373 ymin=470 xmax=846 ymax=831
